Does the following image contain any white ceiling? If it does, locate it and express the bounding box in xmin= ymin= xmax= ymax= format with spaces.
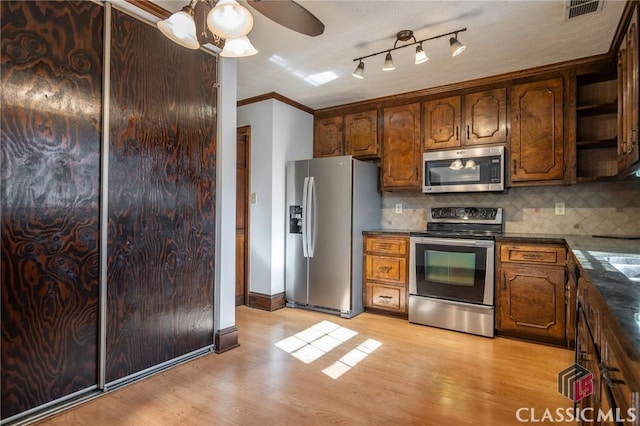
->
xmin=127 ymin=0 xmax=628 ymax=110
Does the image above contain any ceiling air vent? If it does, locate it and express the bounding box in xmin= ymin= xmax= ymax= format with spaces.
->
xmin=566 ymin=0 xmax=603 ymax=20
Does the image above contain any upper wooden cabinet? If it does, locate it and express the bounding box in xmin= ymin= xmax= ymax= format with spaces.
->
xmin=314 ymin=110 xmax=379 ymax=159
xmin=510 ymin=78 xmax=565 ymax=183
xmin=618 ymin=5 xmax=639 ymax=173
xmin=423 ymin=88 xmax=507 ymax=150
xmin=314 ymin=116 xmax=344 ymax=158
xmin=423 ymin=96 xmax=461 ymax=150
xmin=345 ymin=110 xmax=379 ymax=158
xmin=382 ymin=103 xmax=421 ymax=190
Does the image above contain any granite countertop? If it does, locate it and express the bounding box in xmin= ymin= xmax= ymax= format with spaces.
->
xmin=501 ymin=233 xmax=640 ymax=353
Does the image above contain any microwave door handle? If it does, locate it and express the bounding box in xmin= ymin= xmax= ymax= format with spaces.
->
xmin=302 ymin=176 xmax=310 ymax=258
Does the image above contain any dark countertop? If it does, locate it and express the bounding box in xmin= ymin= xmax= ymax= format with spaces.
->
xmin=372 ymin=229 xmax=640 ymax=352
xmin=500 ymin=233 xmax=640 ymax=353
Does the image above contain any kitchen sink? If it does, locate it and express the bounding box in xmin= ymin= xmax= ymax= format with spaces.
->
xmin=606 ymin=256 xmax=640 ymax=282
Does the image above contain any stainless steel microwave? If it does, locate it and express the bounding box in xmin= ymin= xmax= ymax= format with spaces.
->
xmin=423 ymin=145 xmax=505 ymax=193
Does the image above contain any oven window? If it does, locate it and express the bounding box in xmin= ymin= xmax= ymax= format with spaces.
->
xmin=414 ymin=242 xmax=489 ymax=305
xmin=426 ymin=250 xmax=475 ymax=286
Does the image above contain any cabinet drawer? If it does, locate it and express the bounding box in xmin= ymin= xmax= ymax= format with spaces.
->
xmin=500 ymin=244 xmax=566 ymax=266
xmin=365 ymin=255 xmax=406 ymax=284
xmin=365 ymin=236 xmax=407 ymax=256
xmin=365 ymin=282 xmax=407 ymax=313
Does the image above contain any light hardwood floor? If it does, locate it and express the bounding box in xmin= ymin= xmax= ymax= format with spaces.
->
xmin=37 ymin=306 xmax=574 ymax=425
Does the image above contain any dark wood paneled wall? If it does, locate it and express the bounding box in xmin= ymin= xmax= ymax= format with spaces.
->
xmin=1 ymin=1 xmax=103 ymax=419
xmin=106 ymin=10 xmax=217 ymax=383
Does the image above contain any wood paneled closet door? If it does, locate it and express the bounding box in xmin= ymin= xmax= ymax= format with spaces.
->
xmin=106 ymin=10 xmax=217 ymax=383
xmin=1 ymin=1 xmax=103 ymax=419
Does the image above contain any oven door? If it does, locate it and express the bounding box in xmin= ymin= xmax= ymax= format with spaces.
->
xmin=409 ymin=236 xmax=494 ymax=305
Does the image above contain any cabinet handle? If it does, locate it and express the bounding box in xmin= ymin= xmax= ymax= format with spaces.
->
xmin=502 ymin=278 xmax=506 ymax=290
xmin=466 ymin=125 xmax=470 ymax=140
xmin=630 ymin=128 xmax=637 ymax=153
xmin=378 ymin=295 xmax=393 ymax=299
xmin=599 ymin=363 xmax=624 ymax=388
xmin=456 ymin=126 xmax=459 ymax=141
xmin=513 ymin=160 xmax=517 ymax=175
xmin=378 ymin=266 xmax=392 ymax=273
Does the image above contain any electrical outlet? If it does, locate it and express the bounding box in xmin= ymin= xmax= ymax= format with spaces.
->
xmin=250 ymin=193 xmax=257 ymax=205
xmin=395 ymin=203 xmax=402 ymax=214
xmin=555 ymin=202 xmax=565 ymax=216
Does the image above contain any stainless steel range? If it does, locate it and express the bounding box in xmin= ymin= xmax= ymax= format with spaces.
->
xmin=409 ymin=207 xmax=503 ymax=337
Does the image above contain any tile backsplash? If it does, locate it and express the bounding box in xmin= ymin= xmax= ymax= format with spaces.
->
xmin=381 ymin=179 xmax=640 ymax=236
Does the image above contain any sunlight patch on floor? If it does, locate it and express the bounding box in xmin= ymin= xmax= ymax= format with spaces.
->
xmin=274 ymin=320 xmax=381 ymax=379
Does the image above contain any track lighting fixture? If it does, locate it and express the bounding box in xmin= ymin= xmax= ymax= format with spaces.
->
xmin=157 ymin=0 xmax=258 ymax=57
xmin=352 ymin=61 xmax=365 ymax=79
xmin=450 ymin=32 xmax=466 ymax=57
xmin=352 ymin=27 xmax=466 ymax=79
xmin=382 ymin=52 xmax=395 ymax=71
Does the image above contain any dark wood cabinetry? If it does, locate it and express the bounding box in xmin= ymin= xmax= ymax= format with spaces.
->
xmin=510 ymin=78 xmax=565 ymax=184
xmin=496 ymin=242 xmax=568 ymax=346
xmin=618 ymin=5 xmax=639 ymax=174
xmin=313 ymin=110 xmax=378 ymax=159
xmin=345 ymin=110 xmax=379 ymax=158
xmin=423 ymin=89 xmax=507 ymax=150
xmin=576 ymin=276 xmax=640 ymax=425
xmin=363 ymin=234 xmax=409 ymax=316
xmin=314 ymin=116 xmax=344 ymax=158
xmin=382 ymin=103 xmax=421 ymax=190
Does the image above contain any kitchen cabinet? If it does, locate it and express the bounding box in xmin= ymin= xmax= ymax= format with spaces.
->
xmin=496 ymin=242 xmax=568 ymax=346
xmin=313 ymin=110 xmax=379 ymax=159
xmin=363 ymin=234 xmax=409 ymax=317
xmin=576 ymin=276 xmax=640 ymax=425
xmin=345 ymin=110 xmax=379 ymax=158
xmin=314 ymin=116 xmax=344 ymax=158
xmin=618 ymin=5 xmax=639 ymax=174
xmin=575 ymin=72 xmax=619 ymax=180
xmin=382 ymin=103 xmax=421 ymax=190
xmin=423 ymin=88 xmax=507 ymax=150
xmin=510 ymin=78 xmax=565 ymax=184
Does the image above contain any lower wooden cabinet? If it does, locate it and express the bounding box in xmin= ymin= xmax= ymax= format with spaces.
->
xmin=496 ymin=241 xmax=569 ymax=346
xmin=363 ymin=233 xmax=409 ymax=316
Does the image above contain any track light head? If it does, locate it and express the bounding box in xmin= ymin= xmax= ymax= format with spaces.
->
xmin=352 ymin=61 xmax=365 ymax=79
xmin=415 ymin=44 xmax=428 ymax=64
xmin=382 ymin=52 xmax=395 ymax=71
xmin=450 ymin=36 xmax=466 ymax=57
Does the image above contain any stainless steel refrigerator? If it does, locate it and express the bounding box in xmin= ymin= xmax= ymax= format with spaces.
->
xmin=285 ymin=156 xmax=381 ymax=318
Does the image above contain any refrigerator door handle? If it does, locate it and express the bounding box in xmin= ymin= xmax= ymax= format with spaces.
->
xmin=308 ymin=176 xmax=317 ymax=258
xmin=302 ymin=176 xmax=310 ymax=258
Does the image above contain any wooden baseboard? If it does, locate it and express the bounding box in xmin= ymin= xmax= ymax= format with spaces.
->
xmin=215 ymin=326 xmax=239 ymax=354
xmin=247 ymin=291 xmax=285 ymax=312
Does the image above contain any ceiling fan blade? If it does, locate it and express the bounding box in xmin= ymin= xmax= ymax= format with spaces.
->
xmin=247 ymin=0 xmax=324 ymax=37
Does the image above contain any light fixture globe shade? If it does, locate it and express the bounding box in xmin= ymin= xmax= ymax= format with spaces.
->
xmin=157 ymin=9 xmax=199 ymax=49
xmin=415 ymin=45 xmax=428 ymax=65
xmin=450 ymin=37 xmax=466 ymax=57
xmin=382 ymin=52 xmax=395 ymax=71
xmin=207 ymin=0 xmax=254 ymax=39
xmin=220 ymin=35 xmax=258 ymax=57
xmin=352 ymin=61 xmax=365 ymax=79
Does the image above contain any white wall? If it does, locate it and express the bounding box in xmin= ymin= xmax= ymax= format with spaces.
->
xmin=238 ymin=99 xmax=312 ymax=296
xmin=215 ymin=57 xmax=237 ymax=332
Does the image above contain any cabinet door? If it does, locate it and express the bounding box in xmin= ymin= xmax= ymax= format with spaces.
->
xmin=619 ymin=8 xmax=639 ymax=172
xmin=498 ymin=264 xmax=566 ymax=344
xmin=382 ymin=103 xmax=421 ymax=189
xmin=510 ymin=78 xmax=564 ymax=182
xmin=465 ymin=88 xmax=507 ymax=146
xmin=345 ymin=110 xmax=378 ymax=158
xmin=423 ymin=96 xmax=461 ymax=150
xmin=314 ymin=116 xmax=344 ymax=158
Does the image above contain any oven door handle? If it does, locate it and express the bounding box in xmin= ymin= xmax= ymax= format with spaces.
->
xmin=410 ymin=237 xmax=495 ymax=248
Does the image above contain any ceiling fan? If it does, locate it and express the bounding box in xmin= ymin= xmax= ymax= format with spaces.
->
xmin=246 ymin=0 xmax=324 ymax=37
xmin=126 ymin=0 xmax=324 ymax=40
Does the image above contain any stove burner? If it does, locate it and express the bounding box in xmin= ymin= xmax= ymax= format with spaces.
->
xmin=420 ymin=206 xmax=503 ymax=239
